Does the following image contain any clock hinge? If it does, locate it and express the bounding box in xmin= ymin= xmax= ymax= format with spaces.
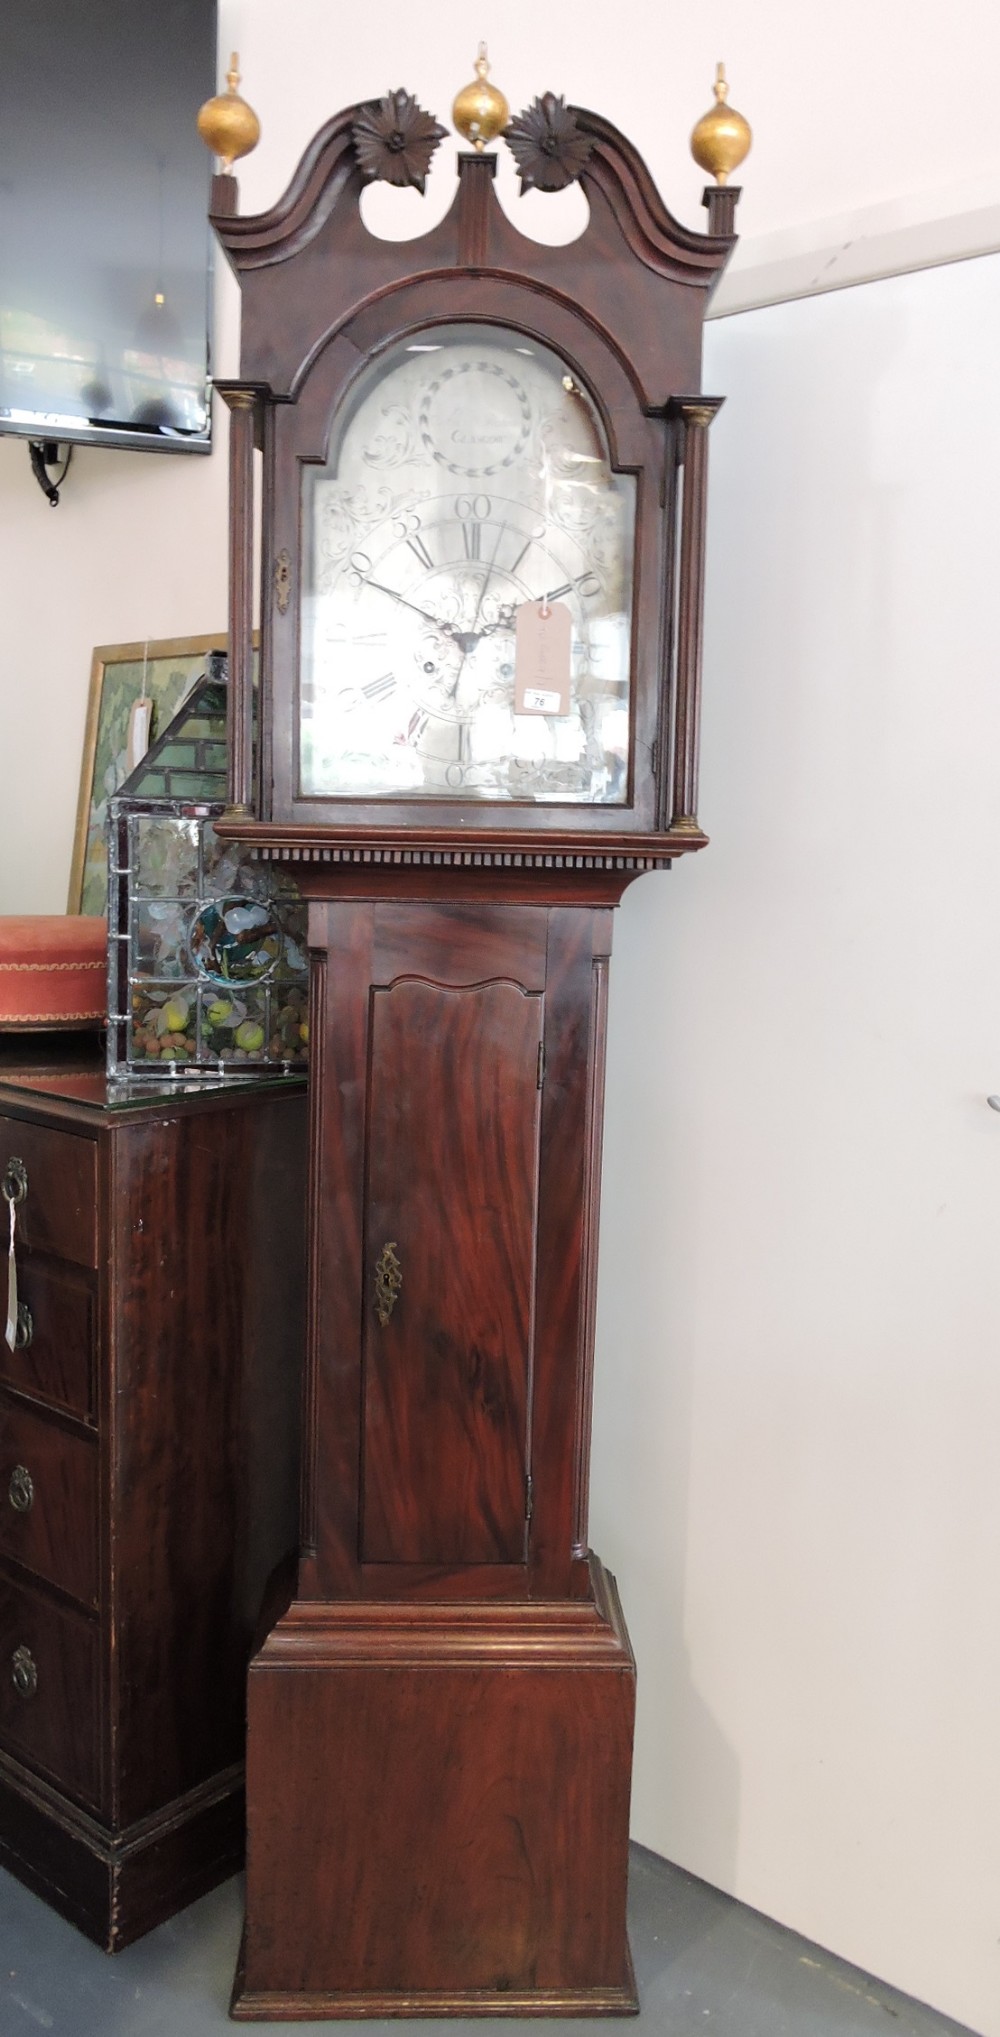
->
xmin=651 ymin=738 xmax=659 ymax=779
xmin=525 ymin=1471 xmax=534 ymax=1525
xmin=537 ymin=1039 xmax=546 ymax=1089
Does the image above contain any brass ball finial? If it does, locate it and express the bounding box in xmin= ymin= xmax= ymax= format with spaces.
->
xmin=197 ymin=52 xmax=261 ymax=173
xmin=690 ymin=62 xmax=751 ymax=186
xmin=452 ymin=42 xmax=510 ymax=151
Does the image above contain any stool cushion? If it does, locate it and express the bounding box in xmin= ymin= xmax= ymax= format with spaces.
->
xmin=0 ymin=917 xmax=107 ymax=1029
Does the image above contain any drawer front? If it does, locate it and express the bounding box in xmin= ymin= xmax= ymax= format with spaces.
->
xmin=0 ymin=1575 xmax=101 ymax=1806
xmin=0 ymin=1256 xmax=94 ymax=1422
xmin=0 ymin=1401 xmax=98 ymax=1607
xmin=0 ymin=1118 xmax=98 ymax=1270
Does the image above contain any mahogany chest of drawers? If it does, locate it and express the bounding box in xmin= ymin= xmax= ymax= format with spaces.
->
xmin=0 ymin=1049 xmax=306 ymax=1948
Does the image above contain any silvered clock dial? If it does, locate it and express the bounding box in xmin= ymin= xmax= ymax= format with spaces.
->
xmin=299 ymin=324 xmax=635 ymax=803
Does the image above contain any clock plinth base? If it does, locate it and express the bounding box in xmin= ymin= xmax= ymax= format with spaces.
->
xmin=233 ymin=1558 xmax=637 ymax=2020
xmin=231 ymin=1944 xmax=638 ymax=2022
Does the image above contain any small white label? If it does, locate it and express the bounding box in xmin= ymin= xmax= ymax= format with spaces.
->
xmin=521 ymin=687 xmax=562 ymax=714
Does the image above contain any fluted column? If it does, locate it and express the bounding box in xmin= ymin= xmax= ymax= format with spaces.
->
xmin=217 ymin=384 xmax=259 ymax=811
xmin=670 ymin=399 xmax=721 ymax=833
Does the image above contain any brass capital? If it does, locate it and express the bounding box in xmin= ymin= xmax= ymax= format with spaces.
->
xmin=681 ymin=404 xmax=717 ymax=430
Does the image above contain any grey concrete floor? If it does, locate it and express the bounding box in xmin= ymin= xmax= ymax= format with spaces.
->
xmin=0 ymin=1846 xmax=980 ymax=2037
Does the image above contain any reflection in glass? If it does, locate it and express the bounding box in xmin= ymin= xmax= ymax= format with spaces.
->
xmin=300 ymin=324 xmax=635 ymax=804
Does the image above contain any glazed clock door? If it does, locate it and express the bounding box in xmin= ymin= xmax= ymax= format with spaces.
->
xmin=361 ymin=970 xmax=542 ymax=1568
xmin=297 ymin=323 xmax=636 ymax=809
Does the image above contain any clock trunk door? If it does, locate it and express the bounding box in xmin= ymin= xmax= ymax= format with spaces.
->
xmin=361 ymin=974 xmax=542 ymax=1568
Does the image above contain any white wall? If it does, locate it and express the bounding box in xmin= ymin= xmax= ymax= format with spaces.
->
xmin=591 ymin=254 xmax=1000 ymax=2037
xmin=1 ymin=4 xmax=998 ymax=2031
xmin=0 ymin=429 xmax=232 ymax=912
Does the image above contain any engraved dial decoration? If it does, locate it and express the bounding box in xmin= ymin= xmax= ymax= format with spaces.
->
xmin=299 ymin=325 xmax=635 ymax=803
xmin=418 ymin=359 xmax=532 ymax=477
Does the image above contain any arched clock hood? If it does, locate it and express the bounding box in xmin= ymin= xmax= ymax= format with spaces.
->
xmin=208 ymin=86 xmax=740 ymax=873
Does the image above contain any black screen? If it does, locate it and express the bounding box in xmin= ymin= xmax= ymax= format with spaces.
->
xmin=0 ymin=0 xmax=217 ymax=453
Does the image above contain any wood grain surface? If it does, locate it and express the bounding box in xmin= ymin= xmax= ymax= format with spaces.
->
xmin=0 ymin=1059 xmax=308 ymax=1946
xmin=238 ymin=1560 xmax=637 ymax=2015
xmin=0 ymin=1398 xmax=99 ymax=1606
xmin=0 ymin=1256 xmax=94 ymax=1422
xmin=362 ymin=974 xmax=541 ymax=1566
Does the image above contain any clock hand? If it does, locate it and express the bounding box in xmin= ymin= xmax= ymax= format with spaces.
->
xmin=467 ymin=525 xmax=506 ymax=635
xmin=365 ymin=579 xmax=457 ymax=634
xmin=449 ymin=606 xmax=516 ymax=654
xmin=449 ymin=526 xmax=508 ymax=696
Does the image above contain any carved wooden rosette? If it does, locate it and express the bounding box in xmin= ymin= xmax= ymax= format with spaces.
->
xmin=351 ymin=89 xmax=447 ymax=192
xmin=504 ymin=92 xmax=594 ymax=191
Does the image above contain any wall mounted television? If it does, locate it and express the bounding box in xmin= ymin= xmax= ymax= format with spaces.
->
xmin=0 ymin=0 xmax=218 ymax=456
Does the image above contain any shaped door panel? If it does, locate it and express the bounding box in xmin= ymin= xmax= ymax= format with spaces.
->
xmin=361 ymin=975 xmax=542 ymax=1567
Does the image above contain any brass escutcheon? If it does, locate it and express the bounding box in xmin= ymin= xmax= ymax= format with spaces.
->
xmin=12 ymin=1645 xmax=37 ymax=1698
xmin=374 ymin=1241 xmax=403 ymax=1327
xmin=1 ymin=1157 xmax=27 ymax=1207
xmin=14 ymin=1304 xmax=32 ymax=1350
xmin=9 ymin=1465 xmax=34 ymax=1514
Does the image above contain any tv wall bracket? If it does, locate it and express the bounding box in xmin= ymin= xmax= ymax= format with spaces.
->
xmin=28 ymin=440 xmax=73 ymax=506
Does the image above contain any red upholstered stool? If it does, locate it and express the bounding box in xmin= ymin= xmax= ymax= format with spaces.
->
xmin=0 ymin=916 xmax=107 ymax=1029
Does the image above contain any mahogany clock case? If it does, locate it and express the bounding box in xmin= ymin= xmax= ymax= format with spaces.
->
xmin=297 ymin=895 xmax=612 ymax=1606
xmin=208 ymin=87 xmax=737 ymax=2019
xmin=235 ymin=883 xmax=640 ymax=2018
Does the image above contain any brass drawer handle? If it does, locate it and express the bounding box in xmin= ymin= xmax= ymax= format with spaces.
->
xmin=374 ymin=1242 xmax=403 ymax=1327
xmin=14 ymin=1303 xmax=33 ymax=1350
xmin=1 ymin=1158 xmax=28 ymax=1208
xmin=8 ymin=1465 xmax=34 ymax=1513
xmin=11 ymin=1645 xmax=37 ymax=1698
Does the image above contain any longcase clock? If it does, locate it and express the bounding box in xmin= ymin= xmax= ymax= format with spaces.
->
xmin=204 ymin=56 xmax=746 ymax=2018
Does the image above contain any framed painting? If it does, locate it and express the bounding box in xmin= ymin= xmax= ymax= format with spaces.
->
xmin=67 ymin=634 xmax=227 ymax=915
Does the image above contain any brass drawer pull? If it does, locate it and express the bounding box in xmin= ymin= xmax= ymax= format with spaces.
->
xmin=14 ymin=1303 xmax=32 ymax=1350
xmin=374 ymin=1242 xmax=403 ymax=1327
xmin=1 ymin=1158 xmax=28 ymax=1208
xmin=11 ymin=1645 xmax=37 ymax=1698
xmin=8 ymin=1465 xmax=34 ymax=1513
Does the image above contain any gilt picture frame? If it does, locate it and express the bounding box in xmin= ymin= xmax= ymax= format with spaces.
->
xmin=67 ymin=634 xmax=228 ymax=915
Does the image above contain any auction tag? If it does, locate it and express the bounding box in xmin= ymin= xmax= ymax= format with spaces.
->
xmin=515 ymin=600 xmax=571 ymax=716
xmin=127 ymin=696 xmax=153 ymax=771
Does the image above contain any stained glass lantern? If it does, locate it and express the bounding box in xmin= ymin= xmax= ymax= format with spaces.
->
xmin=107 ymin=656 xmax=309 ymax=1080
